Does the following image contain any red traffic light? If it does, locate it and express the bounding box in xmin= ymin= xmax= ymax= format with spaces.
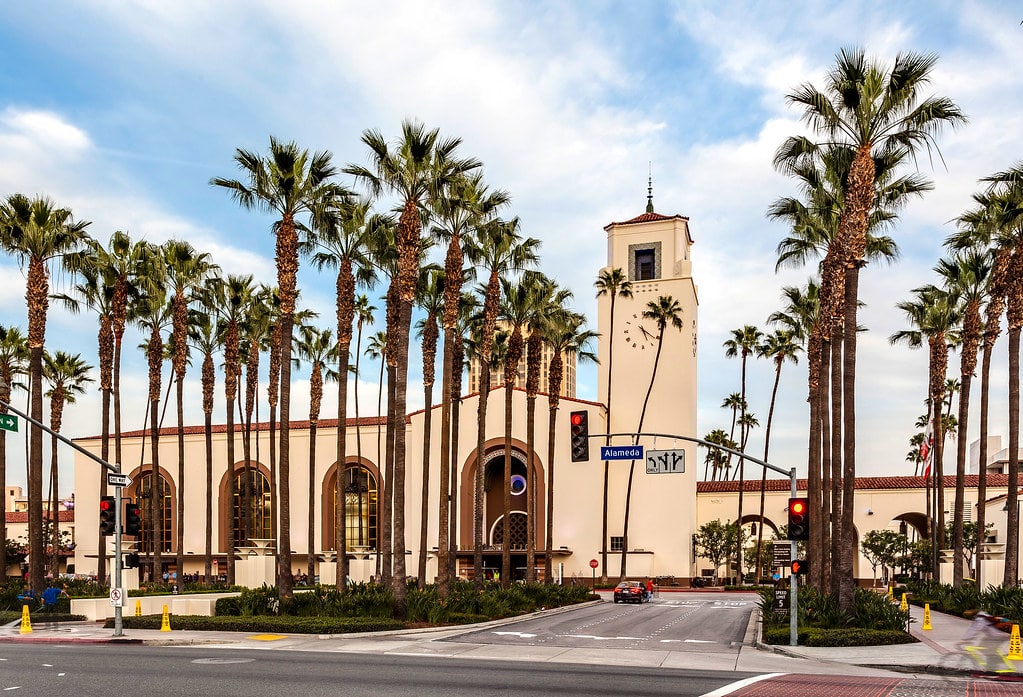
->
xmin=790 ymin=500 xmax=806 ymax=515
xmin=571 ymin=412 xmax=584 ymax=426
xmin=100 ymin=498 xmax=114 ymax=511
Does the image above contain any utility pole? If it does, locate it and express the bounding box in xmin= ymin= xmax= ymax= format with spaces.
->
xmin=0 ymin=379 xmax=125 ymax=636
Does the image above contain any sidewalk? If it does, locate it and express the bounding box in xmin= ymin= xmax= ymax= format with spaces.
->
xmin=763 ymin=601 xmax=1021 ymax=677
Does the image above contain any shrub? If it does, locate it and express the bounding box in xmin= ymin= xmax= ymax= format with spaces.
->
xmin=104 ymin=614 xmax=406 ymax=634
xmin=763 ymin=626 xmax=915 ymax=646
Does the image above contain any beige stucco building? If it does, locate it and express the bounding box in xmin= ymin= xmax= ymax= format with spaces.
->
xmin=70 ymin=197 xmax=700 ymax=584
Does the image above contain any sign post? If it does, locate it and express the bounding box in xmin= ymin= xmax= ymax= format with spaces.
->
xmin=589 ymin=558 xmax=598 ymax=588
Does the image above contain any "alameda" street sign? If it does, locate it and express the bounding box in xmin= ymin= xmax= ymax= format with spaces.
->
xmin=600 ymin=445 xmax=644 ymax=461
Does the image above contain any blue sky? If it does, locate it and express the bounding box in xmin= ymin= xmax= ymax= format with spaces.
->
xmin=1 ymin=1 xmax=1021 ymax=495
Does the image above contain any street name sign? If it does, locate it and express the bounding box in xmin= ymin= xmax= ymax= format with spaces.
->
xmin=0 ymin=414 xmax=17 ymax=432
xmin=645 ymin=448 xmax=685 ymax=474
xmin=107 ymin=472 xmax=133 ymax=488
xmin=600 ymin=445 xmax=644 ymax=461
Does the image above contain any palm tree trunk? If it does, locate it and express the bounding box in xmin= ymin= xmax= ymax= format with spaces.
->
xmin=49 ymin=426 xmax=60 ymax=577
xmin=1004 ymin=326 xmax=1020 ymax=586
xmin=415 ymin=372 xmax=431 ymax=589
xmin=308 ymin=420 xmax=318 ymax=583
xmin=526 ymin=394 xmax=537 ymax=583
xmin=755 ymin=362 xmax=783 ymax=582
xmin=976 ymin=338 xmax=994 ymax=588
xmin=204 ymin=407 xmax=213 ymax=580
xmin=545 ymin=398 xmax=558 ymax=583
xmin=390 ymin=298 xmax=414 ymax=614
xmin=176 ymin=377 xmax=185 ymax=581
xmin=449 ymin=336 xmax=464 ymax=582
xmin=807 ymin=336 xmax=823 ymax=591
xmin=381 ymin=361 xmax=396 ymax=587
xmin=278 ymin=312 xmax=296 ymax=597
xmin=374 ymin=354 xmax=384 ymax=578
xmin=437 ymin=331 xmax=454 ymax=596
xmin=473 ymin=360 xmax=491 ymax=589
xmin=502 ymin=381 xmax=514 ymax=586
xmin=622 ymin=332 xmax=666 ymax=580
xmin=952 ymin=368 xmax=973 ymax=585
xmin=839 ymin=265 xmax=859 ymax=612
xmin=337 ymin=347 xmax=351 ymax=588
xmin=829 ymin=326 xmax=843 ymax=598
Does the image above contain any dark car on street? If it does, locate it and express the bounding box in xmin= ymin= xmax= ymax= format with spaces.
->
xmin=613 ymin=580 xmax=647 ymax=604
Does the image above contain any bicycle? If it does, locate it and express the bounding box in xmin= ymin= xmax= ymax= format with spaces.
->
xmin=938 ymin=639 xmax=1020 ymax=676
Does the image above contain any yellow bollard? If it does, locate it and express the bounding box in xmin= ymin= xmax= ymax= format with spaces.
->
xmin=887 ymin=585 xmax=894 ymax=602
xmin=922 ymin=603 xmax=932 ymax=630
xmin=900 ymin=593 xmax=908 ymax=612
xmin=19 ymin=604 xmax=32 ymax=634
xmin=1008 ymin=624 xmax=1023 ymax=661
xmin=160 ymin=604 xmax=171 ymax=632
xmin=135 ymin=599 xmax=142 ymax=617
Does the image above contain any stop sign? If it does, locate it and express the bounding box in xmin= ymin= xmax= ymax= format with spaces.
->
xmin=589 ymin=559 xmax=599 ymax=569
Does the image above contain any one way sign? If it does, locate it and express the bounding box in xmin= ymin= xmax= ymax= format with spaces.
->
xmin=645 ymin=448 xmax=685 ymax=474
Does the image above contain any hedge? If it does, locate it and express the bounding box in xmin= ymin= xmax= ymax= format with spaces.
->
xmin=103 ymin=613 xmax=406 ymax=634
xmin=0 ymin=611 xmax=86 ymax=624
xmin=763 ymin=627 xmax=916 ymax=646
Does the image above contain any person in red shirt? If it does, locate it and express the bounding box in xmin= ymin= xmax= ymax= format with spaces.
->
xmin=645 ymin=579 xmax=654 ymax=601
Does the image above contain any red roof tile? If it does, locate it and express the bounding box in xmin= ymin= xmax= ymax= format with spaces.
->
xmin=696 ymin=473 xmax=1010 ymax=493
xmin=6 ymin=510 xmax=74 ymax=523
xmin=604 ymin=211 xmax=689 ymax=228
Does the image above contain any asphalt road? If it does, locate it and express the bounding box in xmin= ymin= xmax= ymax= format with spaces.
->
xmin=0 ymin=644 xmax=746 ymax=696
xmin=451 ymin=594 xmax=755 ymax=653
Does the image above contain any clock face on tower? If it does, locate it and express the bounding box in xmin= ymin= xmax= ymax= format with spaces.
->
xmin=623 ymin=313 xmax=657 ymax=351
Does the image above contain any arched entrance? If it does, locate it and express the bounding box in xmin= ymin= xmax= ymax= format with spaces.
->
xmin=458 ymin=439 xmax=547 ymax=581
xmin=321 ymin=459 xmax=381 ymax=552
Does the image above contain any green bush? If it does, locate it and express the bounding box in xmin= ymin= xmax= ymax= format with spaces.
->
xmin=0 ymin=610 xmax=85 ymax=624
xmin=104 ymin=613 xmax=406 ymax=634
xmin=214 ymin=597 xmax=241 ymax=616
xmin=904 ymin=579 xmax=1023 ymax=626
xmin=763 ymin=626 xmax=915 ymax=646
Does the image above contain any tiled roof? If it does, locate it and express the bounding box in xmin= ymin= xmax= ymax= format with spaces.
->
xmin=605 ymin=211 xmax=689 ymax=228
xmin=79 ymin=416 xmax=388 ymax=441
xmin=6 ymin=510 xmax=74 ymax=523
xmin=696 ymin=473 xmax=1011 ymax=493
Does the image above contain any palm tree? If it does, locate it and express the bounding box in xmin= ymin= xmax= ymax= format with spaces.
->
xmin=934 ymin=251 xmax=991 ymax=584
xmin=295 ymin=325 xmax=338 ymax=583
xmin=213 ymin=137 xmax=341 ymax=599
xmin=189 ymin=304 xmax=220 ymax=580
xmin=352 ymin=294 xmax=375 ymax=556
xmin=970 ymin=165 xmax=1023 ymax=585
xmin=364 ymin=329 xmax=387 ymax=575
xmin=346 ymin=120 xmax=480 ymax=611
xmin=130 ymin=243 xmax=171 ymax=580
xmin=464 ymin=218 xmax=540 ymax=587
xmin=162 ymin=240 xmax=216 ymax=580
xmin=53 ymin=263 xmax=115 ymax=574
xmin=415 ymin=268 xmax=444 ymax=588
xmin=0 ymin=325 xmax=27 ymax=577
xmin=781 ymin=47 xmax=965 ymax=610
xmin=497 ymin=276 xmax=536 ymax=584
xmin=446 ymin=293 xmax=478 ymax=582
xmin=77 ymin=231 xmax=146 ymax=582
xmin=43 ymin=351 xmax=93 ymax=576
xmin=0 ymin=193 xmax=90 ymax=591
xmin=752 ymin=330 xmax=800 ymax=579
xmin=719 ymin=392 xmax=745 ymax=480
xmin=594 ymin=267 xmax=632 ymax=582
xmin=723 ymin=325 xmax=762 ymax=582
xmin=309 ymin=197 xmax=378 ymax=588
xmin=890 ymin=284 xmax=959 ymax=577
xmin=621 ymin=296 xmax=683 ymax=579
xmin=543 ymin=311 xmax=597 ymax=582
xmin=702 ymin=429 xmax=733 ymax=482
xmin=430 ymin=172 xmax=509 ymax=595
xmin=208 ymin=274 xmax=255 ymax=583
xmin=522 ymin=275 xmax=570 ymax=582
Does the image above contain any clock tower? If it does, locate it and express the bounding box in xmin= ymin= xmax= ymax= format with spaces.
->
xmin=595 ymin=185 xmax=699 ymax=576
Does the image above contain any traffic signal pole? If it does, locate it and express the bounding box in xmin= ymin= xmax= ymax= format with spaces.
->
xmin=0 ymin=380 xmax=125 ymax=637
xmin=589 ymin=430 xmax=800 ymax=646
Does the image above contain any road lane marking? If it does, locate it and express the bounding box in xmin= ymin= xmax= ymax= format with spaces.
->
xmin=684 ymin=639 xmax=715 ymax=643
xmin=4 ymin=687 xmax=22 ymax=691
xmin=699 ymin=673 xmax=786 ymax=697
xmin=561 ymin=634 xmax=643 ymax=641
xmin=493 ymin=631 xmax=537 ymax=638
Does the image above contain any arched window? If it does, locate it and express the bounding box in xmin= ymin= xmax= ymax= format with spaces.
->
xmin=233 ymin=469 xmax=271 ymax=546
xmin=323 ymin=465 xmax=378 ymax=551
xmin=137 ymin=473 xmax=172 ymax=554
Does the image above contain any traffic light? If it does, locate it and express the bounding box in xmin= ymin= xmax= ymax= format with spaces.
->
xmin=787 ymin=497 xmax=810 ymax=541
xmin=791 ymin=558 xmax=809 ymax=576
xmin=124 ymin=501 xmax=142 ymax=536
xmin=124 ymin=553 xmax=140 ymax=569
xmin=570 ymin=410 xmax=589 ymax=462
xmin=99 ymin=495 xmax=116 ymax=536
